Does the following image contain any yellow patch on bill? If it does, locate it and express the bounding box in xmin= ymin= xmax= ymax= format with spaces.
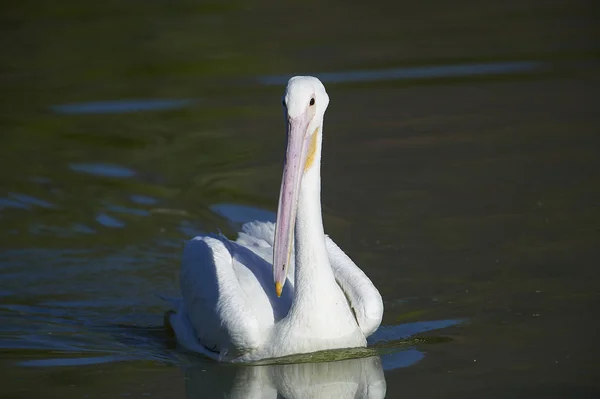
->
xmin=275 ymin=282 xmax=283 ymax=297
xmin=304 ymin=128 xmax=319 ymax=172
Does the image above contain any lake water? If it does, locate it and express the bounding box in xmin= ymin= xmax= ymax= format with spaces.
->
xmin=1 ymin=1 xmax=599 ymax=398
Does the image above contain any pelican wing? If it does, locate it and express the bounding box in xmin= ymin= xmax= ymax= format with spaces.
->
xmin=236 ymin=221 xmax=275 ymax=256
xmin=179 ymin=235 xmax=263 ymax=357
xmin=236 ymin=221 xmax=383 ymax=337
xmin=324 ymin=237 xmax=384 ymax=337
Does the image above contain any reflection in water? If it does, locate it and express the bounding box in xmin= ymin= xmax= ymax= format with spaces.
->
xmin=210 ymin=203 xmax=276 ymax=224
xmin=106 ymin=204 xmax=151 ymax=217
xmin=180 ymin=318 xmax=462 ymax=398
xmin=257 ymin=60 xmax=544 ymax=86
xmin=179 ymin=319 xmax=461 ymax=398
xmin=5 ymin=193 xmax=54 ymax=209
xmin=0 ymin=197 xmax=32 ymax=210
xmin=51 ymin=98 xmax=196 ymax=114
xmin=69 ymin=163 xmax=137 ymax=178
xmin=185 ymin=355 xmax=386 ymax=399
xmin=0 ymin=162 xmax=164 ymax=236
xmin=129 ymin=194 xmax=159 ymax=205
xmin=19 ymin=355 xmax=137 ymax=367
xmin=1 ymin=193 xmax=55 ymax=210
xmin=95 ymin=213 xmax=126 ymax=228
xmin=380 ymin=349 xmax=424 ymax=371
xmin=369 ymin=319 xmax=462 ymax=344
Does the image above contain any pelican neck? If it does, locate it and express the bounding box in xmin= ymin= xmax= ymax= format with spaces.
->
xmin=289 ymin=129 xmax=337 ymax=311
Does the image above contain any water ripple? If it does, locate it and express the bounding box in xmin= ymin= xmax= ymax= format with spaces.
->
xmin=107 ymin=205 xmax=150 ymax=217
xmin=0 ymin=198 xmax=30 ymax=210
xmin=129 ymin=195 xmax=158 ymax=205
xmin=19 ymin=355 xmax=137 ymax=367
xmin=210 ymin=203 xmax=276 ymax=224
xmin=96 ymin=213 xmax=126 ymax=228
xmin=70 ymin=163 xmax=136 ymax=178
xmin=381 ymin=348 xmax=425 ymax=370
xmin=8 ymin=193 xmax=54 ymax=208
xmin=51 ymin=99 xmax=196 ymax=114
xmin=257 ymin=61 xmax=544 ymax=86
xmin=368 ymin=319 xmax=463 ymax=344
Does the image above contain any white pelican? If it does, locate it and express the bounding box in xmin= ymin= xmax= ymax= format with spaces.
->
xmin=166 ymin=76 xmax=384 ymax=362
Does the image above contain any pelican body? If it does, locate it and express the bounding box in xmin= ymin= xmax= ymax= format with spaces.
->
xmin=167 ymin=76 xmax=383 ymax=362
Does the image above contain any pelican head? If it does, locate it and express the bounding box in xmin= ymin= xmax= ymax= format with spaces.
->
xmin=273 ymin=76 xmax=330 ymax=297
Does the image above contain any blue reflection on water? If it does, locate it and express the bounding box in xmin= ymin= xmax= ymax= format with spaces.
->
xmin=381 ymin=348 xmax=425 ymax=370
xmin=51 ymin=99 xmax=195 ymax=114
xmin=210 ymin=203 xmax=276 ymax=224
xmin=96 ymin=213 xmax=125 ymax=228
xmin=71 ymin=224 xmax=96 ymax=234
xmin=369 ymin=319 xmax=463 ymax=345
xmin=20 ymin=355 xmax=137 ymax=367
xmin=107 ymin=205 xmax=150 ymax=217
xmin=8 ymin=193 xmax=55 ymax=208
xmin=179 ymin=220 xmax=204 ymax=237
xmin=257 ymin=61 xmax=544 ymax=86
xmin=70 ymin=163 xmax=136 ymax=178
xmin=0 ymin=198 xmax=30 ymax=210
xmin=29 ymin=177 xmax=52 ymax=184
xmin=0 ymin=193 xmax=55 ymax=211
xmin=129 ymin=195 xmax=158 ymax=205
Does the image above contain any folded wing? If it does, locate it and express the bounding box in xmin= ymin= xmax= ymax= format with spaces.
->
xmin=179 ymin=235 xmax=263 ymax=357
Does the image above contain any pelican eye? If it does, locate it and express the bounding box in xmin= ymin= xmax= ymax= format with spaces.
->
xmin=309 ymin=98 xmax=315 ymax=106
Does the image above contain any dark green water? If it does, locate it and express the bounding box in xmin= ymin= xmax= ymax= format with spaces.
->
xmin=1 ymin=1 xmax=599 ymax=398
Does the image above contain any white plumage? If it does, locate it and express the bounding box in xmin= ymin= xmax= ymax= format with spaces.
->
xmin=166 ymin=76 xmax=383 ymax=362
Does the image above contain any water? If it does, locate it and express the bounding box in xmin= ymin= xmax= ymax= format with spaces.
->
xmin=1 ymin=1 xmax=599 ymax=398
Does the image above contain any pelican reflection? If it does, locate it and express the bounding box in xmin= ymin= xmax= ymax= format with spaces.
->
xmin=185 ymin=354 xmax=386 ymax=399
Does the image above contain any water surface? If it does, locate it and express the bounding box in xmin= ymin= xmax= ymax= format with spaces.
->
xmin=1 ymin=1 xmax=599 ymax=398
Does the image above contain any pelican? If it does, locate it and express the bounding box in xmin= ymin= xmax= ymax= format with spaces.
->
xmin=166 ymin=76 xmax=384 ymax=362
